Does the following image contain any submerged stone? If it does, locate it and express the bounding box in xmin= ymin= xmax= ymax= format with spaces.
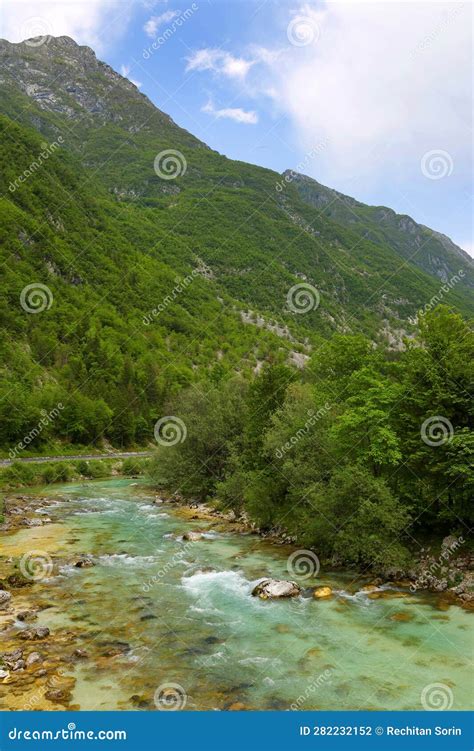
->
xmin=390 ymin=611 xmax=413 ymax=622
xmin=182 ymin=531 xmax=204 ymax=541
xmin=313 ymin=586 xmax=333 ymax=599
xmin=19 ymin=627 xmax=50 ymax=640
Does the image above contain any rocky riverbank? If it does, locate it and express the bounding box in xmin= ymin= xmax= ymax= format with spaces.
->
xmin=0 ymin=492 xmax=136 ymax=709
xmin=166 ymin=496 xmax=474 ymax=609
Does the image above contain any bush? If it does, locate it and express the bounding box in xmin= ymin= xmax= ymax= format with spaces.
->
xmin=85 ymin=460 xmax=110 ymax=479
xmin=2 ymin=462 xmax=37 ymax=486
xmin=75 ymin=459 xmax=90 ymax=476
xmin=121 ymin=457 xmax=149 ymax=476
xmin=39 ymin=461 xmax=74 ymax=484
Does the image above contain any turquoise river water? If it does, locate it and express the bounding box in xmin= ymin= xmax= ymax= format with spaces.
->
xmin=1 ymin=478 xmax=471 ymax=711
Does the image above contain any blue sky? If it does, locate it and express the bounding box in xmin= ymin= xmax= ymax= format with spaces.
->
xmin=3 ymin=0 xmax=473 ymax=255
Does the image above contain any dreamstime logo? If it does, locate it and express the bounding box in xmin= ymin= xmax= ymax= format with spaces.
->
xmin=154 ymin=683 xmax=187 ymax=710
xmin=19 ymin=550 xmax=53 ymax=581
xmin=421 ymin=416 xmax=454 ymax=447
xmin=287 ymin=549 xmax=320 ymax=580
xmin=21 ymin=17 xmax=52 ymax=47
xmin=9 ymin=404 xmax=64 ymax=460
xmin=287 ymin=282 xmax=320 ymax=314
xmin=421 ymin=682 xmax=454 ymax=711
xmin=143 ymin=543 xmax=194 ymax=592
xmin=287 ymin=15 xmax=320 ymax=46
xmin=22 ymin=666 xmax=69 ymax=711
xmin=154 ymin=416 xmax=187 ymax=446
xmin=275 ymin=139 xmax=329 ymax=192
xmin=421 ymin=150 xmax=453 ymax=180
xmin=290 ymin=668 xmax=332 ymax=710
xmin=20 ymin=283 xmax=53 ymax=314
xmin=143 ymin=4 xmax=199 ymax=59
xmin=411 ymin=4 xmax=464 ymax=59
xmin=9 ymin=136 xmax=64 ymax=193
xmin=275 ymin=404 xmax=331 ymax=459
xmin=410 ymin=535 xmax=464 ymax=593
xmin=407 ymin=269 xmax=465 ymax=325
xmin=142 ymin=262 xmax=211 ymax=325
xmin=153 ymin=150 xmax=187 ymax=180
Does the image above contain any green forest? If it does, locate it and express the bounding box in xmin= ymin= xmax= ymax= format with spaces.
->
xmin=150 ymin=306 xmax=474 ymax=569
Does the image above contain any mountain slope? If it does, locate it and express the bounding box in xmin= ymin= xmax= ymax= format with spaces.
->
xmin=0 ymin=35 xmax=472 ymax=450
xmin=287 ymin=170 xmax=473 ymax=289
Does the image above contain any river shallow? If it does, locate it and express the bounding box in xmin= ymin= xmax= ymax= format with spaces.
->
xmin=0 ymin=478 xmax=471 ymax=711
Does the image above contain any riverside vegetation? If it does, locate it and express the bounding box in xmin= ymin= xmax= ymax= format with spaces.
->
xmin=150 ymin=306 xmax=474 ymax=574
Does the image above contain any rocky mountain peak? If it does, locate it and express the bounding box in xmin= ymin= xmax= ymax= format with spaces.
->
xmin=0 ymin=34 xmax=160 ymax=128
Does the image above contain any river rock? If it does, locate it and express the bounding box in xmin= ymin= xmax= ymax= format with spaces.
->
xmin=1 ymin=649 xmax=24 ymax=670
xmin=20 ymin=627 xmax=50 ymax=640
xmin=45 ymin=688 xmax=72 ymax=705
xmin=251 ymin=578 xmax=301 ymax=599
xmin=26 ymin=652 xmax=43 ymax=666
xmin=0 ymin=590 xmax=12 ymax=609
xmin=313 ymin=586 xmax=333 ymax=599
xmin=227 ymin=701 xmax=248 ymax=711
xmin=17 ymin=610 xmax=37 ymax=622
xmin=182 ymin=531 xmax=204 ymax=542
xmin=0 ymin=669 xmax=9 ymax=679
xmin=74 ymin=557 xmax=95 ymax=568
xmin=7 ymin=573 xmax=31 ymax=588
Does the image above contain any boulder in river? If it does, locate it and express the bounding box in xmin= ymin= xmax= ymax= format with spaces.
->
xmin=313 ymin=586 xmax=333 ymax=599
xmin=251 ymin=578 xmax=301 ymax=599
xmin=74 ymin=557 xmax=95 ymax=568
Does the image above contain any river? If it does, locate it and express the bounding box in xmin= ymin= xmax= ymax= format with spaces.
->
xmin=0 ymin=478 xmax=471 ymax=711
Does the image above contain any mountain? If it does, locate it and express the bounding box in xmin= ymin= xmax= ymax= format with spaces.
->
xmin=0 ymin=35 xmax=472 ymax=449
xmin=287 ymin=171 xmax=473 ymax=287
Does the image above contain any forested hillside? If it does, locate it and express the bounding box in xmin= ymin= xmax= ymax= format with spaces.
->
xmin=0 ymin=35 xmax=472 ymax=456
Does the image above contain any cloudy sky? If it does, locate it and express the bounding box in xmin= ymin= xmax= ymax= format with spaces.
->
xmin=2 ymin=0 xmax=472 ymax=254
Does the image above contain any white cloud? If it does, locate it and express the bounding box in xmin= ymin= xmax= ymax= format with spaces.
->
xmin=262 ymin=1 xmax=472 ymax=189
xmin=0 ymin=0 xmax=132 ymax=54
xmin=202 ymin=100 xmax=258 ymax=124
xmin=186 ymin=48 xmax=255 ymax=80
xmin=143 ymin=9 xmax=179 ymax=38
xmin=120 ymin=64 xmax=142 ymax=89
